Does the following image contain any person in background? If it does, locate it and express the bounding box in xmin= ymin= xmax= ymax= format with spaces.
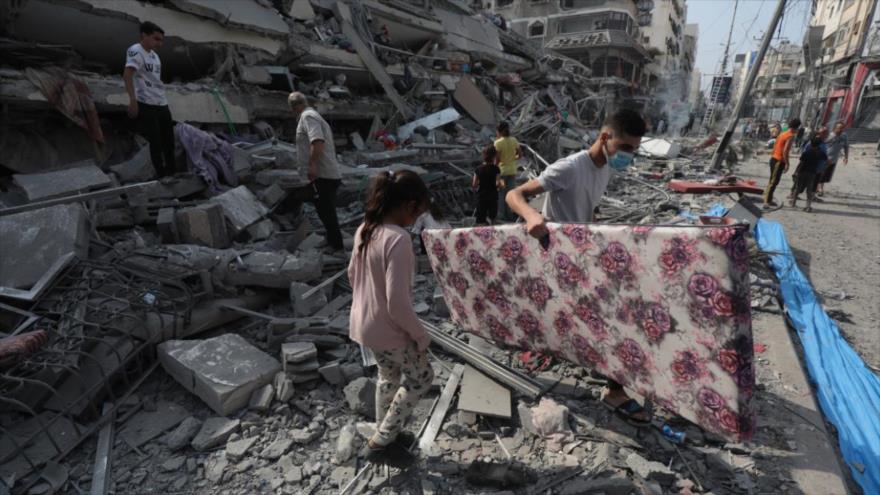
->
xmin=474 ymin=144 xmax=502 ymax=225
xmin=789 ymin=126 xmax=828 ymax=203
xmin=412 ymin=201 xmax=450 ymax=254
xmin=288 ymin=91 xmax=345 ymax=253
xmin=506 ymin=109 xmax=651 ymax=427
xmin=124 ymin=21 xmax=176 ymax=177
xmin=348 ymin=170 xmax=434 ymax=468
xmin=794 ymin=125 xmax=806 ymax=149
xmin=494 ymin=121 xmax=522 ymax=222
xmin=762 ymin=118 xmax=801 ymax=210
xmin=789 ymin=137 xmax=828 ymax=212
xmin=816 ymin=121 xmax=849 ymax=197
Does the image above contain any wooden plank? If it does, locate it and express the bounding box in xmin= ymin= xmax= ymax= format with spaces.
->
xmin=333 ymin=2 xmax=413 ymax=119
xmin=418 ymin=364 xmax=465 ymax=452
xmin=301 ymin=268 xmax=347 ymax=299
xmin=457 ymin=365 xmax=511 ymax=419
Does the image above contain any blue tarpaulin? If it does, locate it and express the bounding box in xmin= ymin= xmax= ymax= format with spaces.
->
xmin=755 ymin=218 xmax=880 ymax=494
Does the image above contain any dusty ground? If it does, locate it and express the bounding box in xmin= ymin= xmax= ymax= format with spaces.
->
xmin=738 ymin=142 xmax=880 ymax=370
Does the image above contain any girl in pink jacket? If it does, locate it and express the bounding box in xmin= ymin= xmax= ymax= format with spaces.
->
xmin=347 ymin=170 xmax=434 ymax=468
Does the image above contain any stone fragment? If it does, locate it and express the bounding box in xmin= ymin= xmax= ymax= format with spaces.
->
xmin=290 ymin=427 xmax=322 ymax=444
xmin=290 ymin=372 xmax=321 ymax=384
xmin=164 ymin=416 xmax=203 ymax=451
xmin=13 ymin=162 xmax=111 ymax=201
xmin=246 ymin=218 xmax=274 ymax=240
xmin=290 ymin=282 xmax=329 ymax=316
xmin=156 ymin=207 xmax=179 ymax=243
xmin=161 ymin=456 xmax=186 ymax=472
xmin=110 ymin=146 xmax=156 ymax=183
xmin=204 ymin=453 xmax=228 ymax=483
xmin=281 ymin=342 xmax=318 ymax=365
xmin=274 ymin=371 xmax=295 ymax=402
xmin=260 ymin=437 xmax=293 ymax=460
xmin=208 ymin=185 xmax=268 ymax=234
xmin=258 ymin=183 xmax=287 ymax=208
xmin=329 ymin=465 xmax=356 ymax=487
xmin=318 ymin=361 xmax=344 ymax=385
xmin=191 ymin=417 xmax=240 ymax=451
xmin=158 ymin=333 xmax=281 ymax=415
xmin=625 ymin=452 xmax=677 ymax=485
xmin=517 ymin=401 xmax=537 ymax=436
xmin=343 ymin=377 xmax=376 ymax=419
xmin=341 ymin=363 xmax=365 ymax=381
xmin=175 ymin=203 xmax=230 ymax=248
xmin=225 ymin=436 xmax=258 ymax=462
xmin=0 ymin=204 xmax=88 ymax=290
xmin=248 ymin=384 xmax=274 ymax=412
xmin=228 ymin=251 xmax=322 ymax=288
xmin=336 ymin=423 xmax=358 ymax=463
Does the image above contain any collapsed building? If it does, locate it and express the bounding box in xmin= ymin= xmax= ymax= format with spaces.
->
xmin=0 ymin=1 xmax=868 ymax=495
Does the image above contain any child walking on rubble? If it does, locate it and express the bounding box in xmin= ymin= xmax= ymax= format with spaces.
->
xmin=347 ymin=170 xmax=434 ymax=468
xmin=473 ymin=143 xmax=502 ymax=225
xmin=789 ymin=137 xmax=828 ymax=212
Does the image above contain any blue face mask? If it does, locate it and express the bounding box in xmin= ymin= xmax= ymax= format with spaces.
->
xmin=604 ymin=142 xmax=635 ymax=171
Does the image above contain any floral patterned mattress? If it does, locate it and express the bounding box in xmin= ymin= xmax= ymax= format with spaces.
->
xmin=423 ymin=223 xmax=755 ymax=441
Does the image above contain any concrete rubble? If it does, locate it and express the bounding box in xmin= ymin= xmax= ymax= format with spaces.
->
xmin=0 ymin=0 xmax=857 ymax=494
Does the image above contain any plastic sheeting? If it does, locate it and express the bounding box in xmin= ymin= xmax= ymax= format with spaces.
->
xmin=755 ymin=218 xmax=880 ymax=494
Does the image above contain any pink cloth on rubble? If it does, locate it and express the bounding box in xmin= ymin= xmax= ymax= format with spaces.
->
xmin=347 ymin=224 xmax=430 ymax=351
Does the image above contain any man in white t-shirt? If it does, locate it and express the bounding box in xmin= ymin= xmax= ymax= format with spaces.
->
xmin=124 ymin=21 xmax=176 ymax=177
xmin=506 ymin=109 xmax=652 ymax=427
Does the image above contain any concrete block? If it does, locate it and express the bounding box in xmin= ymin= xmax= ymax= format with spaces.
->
xmin=156 ymin=207 xmax=179 ymax=243
xmin=281 ymin=342 xmax=318 ymax=367
xmin=288 ymin=0 xmax=315 ymax=20
xmin=13 ymin=162 xmax=112 ymax=201
xmin=158 ymin=334 xmax=281 ymax=416
xmin=175 ymin=204 xmax=230 ymax=248
xmin=0 ymin=204 xmax=88 ymax=290
xmin=638 ymin=137 xmax=681 ymax=159
xmin=227 ymin=251 xmax=321 ymax=288
xmin=246 ymin=218 xmax=275 ymax=241
xmin=318 ymin=361 xmax=344 ymax=385
xmin=286 ymin=334 xmax=346 ymax=349
xmin=290 ymin=372 xmax=321 ymax=384
xmin=248 ymin=384 xmax=274 ymax=412
xmin=209 ymin=185 xmax=268 ymax=234
xmin=286 ymin=358 xmax=320 ymax=373
xmin=458 ymin=365 xmax=511 ymax=419
xmin=260 ymin=436 xmax=293 ymax=460
xmin=225 ymin=436 xmax=258 ymax=462
xmin=297 ymin=233 xmax=325 ymax=252
xmin=240 ymin=65 xmax=272 ymax=85
xmin=191 ymin=417 xmax=240 ymax=451
xmin=290 ymin=282 xmax=328 ymax=316
xmin=254 ymin=169 xmax=305 ymax=187
xmin=258 ymin=183 xmax=287 ymax=208
xmin=341 ymin=363 xmax=365 ymax=381
xmin=343 ymin=377 xmax=376 ymax=419
xmin=95 ymin=208 xmax=134 ymax=229
xmin=164 ymin=416 xmax=203 ymax=451
xmin=110 ymin=146 xmax=156 ymax=183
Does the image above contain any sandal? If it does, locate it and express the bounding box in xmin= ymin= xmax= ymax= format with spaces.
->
xmin=362 ymin=440 xmax=415 ymax=469
xmin=602 ymin=397 xmax=652 ymax=427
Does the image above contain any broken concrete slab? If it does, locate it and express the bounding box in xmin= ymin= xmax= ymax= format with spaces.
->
xmin=318 ymin=361 xmax=344 ymax=385
xmin=288 ymin=0 xmax=315 ymax=20
xmin=638 ymin=137 xmax=681 ymax=159
xmin=453 ymin=76 xmax=496 ymax=126
xmin=191 ymin=417 xmax=240 ymax=452
xmin=0 ymin=413 xmax=82 ymax=482
xmin=257 ymin=183 xmax=286 ymax=208
xmin=254 ymin=169 xmax=305 ymax=187
xmin=290 ymin=427 xmax=322 ymax=444
xmin=225 ymin=436 xmax=258 ymax=462
xmin=227 ymin=251 xmax=322 ymax=288
xmin=120 ymin=401 xmax=189 ymax=448
xmin=458 ymin=365 xmax=512 ymax=419
xmin=290 ymin=281 xmax=329 ymax=316
xmin=286 ymin=358 xmax=320 ymax=374
xmin=169 ymin=0 xmax=289 ymax=36
xmin=625 ymin=452 xmax=677 ymax=485
xmin=175 ymin=203 xmax=231 ymax=248
xmin=397 ymin=108 xmax=461 ymax=140
xmin=156 ymin=207 xmax=179 ymax=244
xmin=158 ymin=333 xmax=281 ymax=416
xmin=259 ymin=436 xmax=293 ymax=460
xmin=290 ymin=372 xmax=321 ymax=384
xmin=110 ymin=146 xmax=156 ymax=183
xmin=248 ymin=384 xmax=274 ymax=412
xmin=274 ymin=371 xmax=294 ymax=402
xmin=13 ymin=162 xmax=112 ymax=201
xmin=164 ymin=416 xmax=203 ymax=451
xmin=208 ymin=185 xmax=269 ymax=235
xmin=0 ymin=204 xmax=88 ymax=290
xmin=246 ymin=218 xmax=274 ymax=241
xmin=343 ymin=377 xmax=376 ymax=420
xmin=281 ymin=342 xmax=318 ymax=368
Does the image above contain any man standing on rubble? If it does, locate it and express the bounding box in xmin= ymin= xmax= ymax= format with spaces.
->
xmin=124 ymin=21 xmax=176 ymax=177
xmin=506 ymin=109 xmax=652 ymax=426
xmin=762 ymin=117 xmax=801 ymax=210
xmin=288 ymin=92 xmax=345 ymax=253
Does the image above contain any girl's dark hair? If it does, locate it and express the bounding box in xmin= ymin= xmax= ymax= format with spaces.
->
xmin=359 ymin=170 xmax=430 ymax=255
xmin=482 ymin=143 xmax=497 ymax=166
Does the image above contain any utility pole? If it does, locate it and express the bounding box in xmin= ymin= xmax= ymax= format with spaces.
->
xmin=711 ymin=0 xmax=788 ymax=169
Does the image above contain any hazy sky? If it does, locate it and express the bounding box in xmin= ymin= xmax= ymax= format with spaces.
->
xmin=687 ymin=0 xmax=813 ymax=91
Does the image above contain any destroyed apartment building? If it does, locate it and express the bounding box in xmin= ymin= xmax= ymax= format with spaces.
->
xmin=0 ymin=1 xmax=875 ymax=495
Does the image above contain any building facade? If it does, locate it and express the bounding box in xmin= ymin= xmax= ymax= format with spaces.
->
xmin=492 ymin=0 xmax=654 ymax=121
xmin=752 ymin=41 xmax=803 ymax=122
xmin=799 ymin=0 xmax=878 ymax=141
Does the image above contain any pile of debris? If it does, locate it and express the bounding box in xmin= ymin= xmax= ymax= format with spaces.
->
xmin=0 ymin=1 xmax=796 ymax=494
